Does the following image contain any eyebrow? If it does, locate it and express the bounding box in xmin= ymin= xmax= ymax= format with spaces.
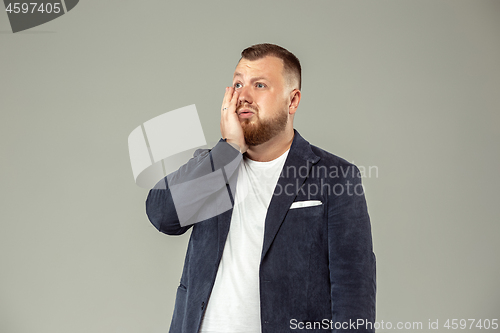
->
xmin=233 ymin=72 xmax=269 ymax=82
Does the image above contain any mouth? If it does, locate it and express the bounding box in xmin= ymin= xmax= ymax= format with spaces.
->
xmin=237 ymin=108 xmax=255 ymax=119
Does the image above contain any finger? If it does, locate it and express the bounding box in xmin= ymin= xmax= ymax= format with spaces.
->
xmin=221 ymin=87 xmax=232 ymax=113
xmin=221 ymin=87 xmax=227 ymax=113
xmin=221 ymin=87 xmax=233 ymax=137
xmin=229 ymin=88 xmax=240 ymax=110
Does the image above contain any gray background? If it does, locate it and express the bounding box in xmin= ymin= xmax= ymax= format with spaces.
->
xmin=1 ymin=0 xmax=499 ymax=332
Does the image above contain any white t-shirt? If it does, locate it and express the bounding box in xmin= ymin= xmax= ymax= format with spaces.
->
xmin=199 ymin=149 xmax=290 ymax=333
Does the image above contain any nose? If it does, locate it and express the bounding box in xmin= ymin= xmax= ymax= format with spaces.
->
xmin=237 ymin=85 xmax=253 ymax=106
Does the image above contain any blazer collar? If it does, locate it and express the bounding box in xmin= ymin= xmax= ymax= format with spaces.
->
xmin=216 ymin=129 xmax=321 ymax=262
xmin=260 ymin=129 xmax=320 ymax=261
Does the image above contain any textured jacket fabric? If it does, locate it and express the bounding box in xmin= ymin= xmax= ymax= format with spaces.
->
xmin=145 ymin=130 xmax=376 ymax=333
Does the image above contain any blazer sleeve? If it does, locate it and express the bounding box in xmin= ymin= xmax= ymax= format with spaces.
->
xmin=327 ymin=164 xmax=376 ymax=332
xmin=145 ymin=139 xmax=242 ymax=235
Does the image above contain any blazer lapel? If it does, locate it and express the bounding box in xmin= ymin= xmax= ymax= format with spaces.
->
xmin=260 ymin=130 xmax=320 ymax=261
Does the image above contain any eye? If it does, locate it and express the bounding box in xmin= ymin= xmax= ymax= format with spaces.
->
xmin=256 ymin=83 xmax=266 ymax=88
xmin=234 ymin=83 xmax=242 ymax=89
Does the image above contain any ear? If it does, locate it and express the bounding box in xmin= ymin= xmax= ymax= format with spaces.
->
xmin=288 ymin=89 xmax=301 ymax=115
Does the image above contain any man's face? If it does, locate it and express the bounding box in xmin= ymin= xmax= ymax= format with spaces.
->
xmin=233 ymin=56 xmax=291 ymax=146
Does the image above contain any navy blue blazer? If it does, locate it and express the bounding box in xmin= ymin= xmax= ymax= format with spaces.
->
xmin=146 ymin=130 xmax=376 ymax=333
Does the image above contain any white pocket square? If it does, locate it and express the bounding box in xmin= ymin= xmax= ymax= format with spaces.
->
xmin=290 ymin=200 xmax=323 ymax=209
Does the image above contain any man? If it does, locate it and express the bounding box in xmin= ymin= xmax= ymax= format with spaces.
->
xmin=146 ymin=43 xmax=376 ymax=333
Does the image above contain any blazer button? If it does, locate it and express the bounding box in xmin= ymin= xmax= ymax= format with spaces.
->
xmin=201 ymin=301 xmax=205 ymax=310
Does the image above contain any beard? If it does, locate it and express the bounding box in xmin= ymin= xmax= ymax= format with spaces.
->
xmin=239 ymin=105 xmax=289 ymax=146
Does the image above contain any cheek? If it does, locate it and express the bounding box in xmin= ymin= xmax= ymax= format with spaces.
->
xmin=255 ymin=91 xmax=287 ymax=114
xmin=259 ymin=94 xmax=280 ymax=109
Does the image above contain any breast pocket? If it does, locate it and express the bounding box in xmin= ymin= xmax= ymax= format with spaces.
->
xmin=283 ymin=200 xmax=325 ymax=236
xmin=290 ymin=200 xmax=323 ymax=209
xmin=277 ymin=200 xmax=327 ymax=278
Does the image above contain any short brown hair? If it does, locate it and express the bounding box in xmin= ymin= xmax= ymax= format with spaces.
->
xmin=240 ymin=43 xmax=301 ymax=90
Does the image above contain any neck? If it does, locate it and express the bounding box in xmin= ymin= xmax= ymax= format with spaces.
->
xmin=244 ymin=128 xmax=294 ymax=162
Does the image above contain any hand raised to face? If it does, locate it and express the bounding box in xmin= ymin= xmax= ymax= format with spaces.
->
xmin=220 ymin=87 xmax=248 ymax=154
